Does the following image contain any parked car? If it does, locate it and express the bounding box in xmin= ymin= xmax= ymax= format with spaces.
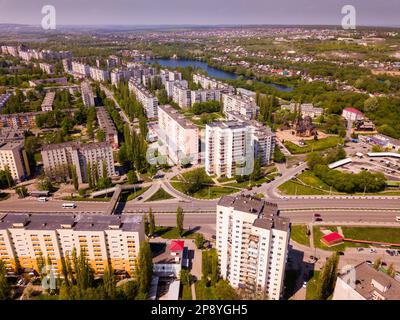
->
xmin=366 ymin=260 xmax=372 ymax=265
xmin=338 ymin=251 xmax=345 ymax=256
xmin=369 ymin=248 xmax=377 ymax=253
xmin=357 ymin=248 xmax=364 ymax=252
xmin=302 ymin=282 xmax=307 ymax=288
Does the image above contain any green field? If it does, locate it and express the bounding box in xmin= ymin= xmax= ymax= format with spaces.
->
xmin=62 ymin=196 xmax=111 ymax=202
xmin=195 ymin=280 xmax=217 ymax=300
xmin=291 ymin=225 xmax=310 ymax=247
xmin=278 ymin=171 xmax=339 ymax=195
xmin=313 ymin=226 xmax=365 ymax=251
xmin=171 ymin=180 xmax=238 ymax=199
xmin=120 ymin=186 xmax=150 ymax=202
xmin=284 ymin=136 xmax=343 ymax=154
xmin=145 ymin=188 xmax=174 ymax=202
xmin=181 ymin=284 xmax=192 ymax=300
xmin=154 ymin=226 xmax=199 ymax=239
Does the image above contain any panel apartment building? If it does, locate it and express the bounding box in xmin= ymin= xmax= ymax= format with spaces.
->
xmin=172 ymin=83 xmax=192 ymax=109
xmin=0 ymin=213 xmax=144 ymax=276
xmin=157 ymin=104 xmax=199 ymax=165
xmin=216 ymin=195 xmax=290 ymax=300
xmin=205 ymin=120 xmax=275 ymax=178
xmin=222 ymin=93 xmax=259 ymax=120
xmin=96 ymin=107 xmax=119 ymax=149
xmin=81 ymin=81 xmax=95 ymax=107
xmin=0 ymin=140 xmax=31 ymax=182
xmin=41 ymin=91 xmax=55 ymax=112
xmin=128 ymin=78 xmax=158 ymax=119
xmin=41 ymin=141 xmax=116 ymax=184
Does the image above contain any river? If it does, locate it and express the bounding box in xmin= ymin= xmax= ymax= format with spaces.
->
xmin=145 ymin=58 xmax=294 ymax=92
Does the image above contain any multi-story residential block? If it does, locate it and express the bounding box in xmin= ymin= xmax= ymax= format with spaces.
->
xmin=172 ymin=83 xmax=191 ymax=109
xmin=62 ymin=58 xmax=72 ymax=73
xmin=193 ymin=73 xmax=234 ymax=92
xmin=96 ymin=107 xmax=119 ymax=149
xmin=0 ymin=112 xmax=38 ymax=130
xmin=222 ymin=93 xmax=259 ymax=120
xmin=216 ymin=195 xmax=290 ymax=300
xmin=89 ymin=66 xmax=110 ymax=82
xmin=342 ymin=107 xmax=365 ymax=122
xmin=38 ymin=63 xmax=55 ymax=75
xmin=0 ymin=93 xmax=11 ymax=111
xmin=281 ymin=103 xmax=323 ymax=118
xmin=81 ymin=81 xmax=95 ymax=107
xmin=28 ymin=77 xmax=68 ymax=88
xmin=165 ymin=80 xmax=188 ymax=98
xmin=0 ymin=213 xmax=144 ymax=276
xmin=41 ymin=91 xmax=55 ymax=112
xmin=0 ymin=140 xmax=30 ymax=181
xmin=333 ymin=262 xmax=400 ymax=300
xmin=157 ymin=104 xmax=199 ymax=165
xmin=71 ymin=61 xmax=91 ymax=77
xmin=248 ymin=120 xmax=275 ymax=166
xmin=106 ymin=55 xmax=121 ymax=68
xmin=205 ymin=121 xmax=252 ymax=178
xmin=128 ymin=78 xmax=158 ymax=118
xmin=190 ymin=89 xmax=221 ymax=106
xmin=41 ymin=141 xmax=116 ymax=184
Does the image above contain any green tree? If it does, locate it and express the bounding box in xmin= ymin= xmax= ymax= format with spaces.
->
xmin=87 ymin=163 xmax=93 ymax=189
xmin=102 ymin=264 xmax=116 ymax=299
xmin=16 ymin=186 xmax=28 ymax=198
xmin=214 ymin=280 xmax=238 ymax=300
xmin=210 ymin=249 xmax=219 ymax=286
xmin=127 ymin=170 xmax=138 ymax=184
xmin=250 ymin=156 xmax=263 ymax=182
xmin=96 ymin=129 xmax=106 ymax=142
xmin=176 ymin=206 xmax=184 ymax=237
xmin=195 ymin=233 xmax=205 ymax=249
xmin=0 ymin=260 xmax=11 ymax=300
xmin=4 ymin=166 xmax=13 ymax=188
xmin=134 ymin=241 xmax=153 ymax=297
xmin=373 ymin=257 xmax=382 ymax=270
xmin=387 ymin=263 xmax=396 ymax=278
xmin=71 ymin=165 xmax=79 ymax=191
xmin=180 ymin=269 xmax=193 ymax=286
xmin=148 ymin=208 xmax=155 ymax=237
xmin=316 ymin=252 xmax=339 ymax=300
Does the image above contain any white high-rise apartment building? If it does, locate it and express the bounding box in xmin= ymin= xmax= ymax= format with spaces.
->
xmin=165 ymin=80 xmax=188 ymax=98
xmin=89 ymin=66 xmax=110 ymax=82
xmin=205 ymin=121 xmax=252 ymax=178
xmin=172 ymin=83 xmax=191 ymax=109
xmin=38 ymin=63 xmax=55 ymax=75
xmin=72 ymin=61 xmax=91 ymax=77
xmin=0 ymin=213 xmax=144 ymax=276
xmin=193 ymin=73 xmax=234 ymax=92
xmin=0 ymin=141 xmax=30 ymax=182
xmin=216 ymin=195 xmax=290 ymax=300
xmin=81 ymin=81 xmax=95 ymax=107
xmin=190 ymin=89 xmax=221 ymax=106
xmin=41 ymin=141 xmax=116 ymax=184
xmin=222 ymin=93 xmax=259 ymax=120
xmin=157 ymin=104 xmax=199 ymax=165
xmin=128 ymin=78 xmax=158 ymax=118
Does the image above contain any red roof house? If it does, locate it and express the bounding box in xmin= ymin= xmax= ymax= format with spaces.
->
xmin=321 ymin=232 xmax=344 ymax=247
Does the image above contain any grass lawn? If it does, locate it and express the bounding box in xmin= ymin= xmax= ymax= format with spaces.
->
xmin=171 ymin=180 xmax=238 ymax=199
xmin=342 ymin=226 xmax=400 ymax=244
xmin=181 ymin=284 xmax=192 ymax=300
xmin=62 ymin=196 xmax=111 ymax=202
xmin=154 ymin=226 xmax=199 ymax=239
xmin=291 ymin=225 xmax=310 ymax=247
xmin=306 ymin=271 xmax=320 ymax=300
xmin=313 ymin=226 xmax=367 ymax=251
xmin=120 ymin=186 xmax=150 ymax=202
xmin=278 ymin=180 xmax=328 ymax=195
xmin=284 ymin=136 xmax=343 ymax=154
xmin=0 ymin=193 xmax=10 ymax=201
xmin=145 ymin=188 xmax=174 ymax=202
xmin=195 ymin=280 xmax=216 ymax=300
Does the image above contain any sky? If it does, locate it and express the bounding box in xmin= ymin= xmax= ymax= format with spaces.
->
xmin=0 ymin=0 xmax=399 ymax=27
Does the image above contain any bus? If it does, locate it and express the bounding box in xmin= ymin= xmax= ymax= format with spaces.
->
xmin=62 ymin=203 xmax=76 ymax=209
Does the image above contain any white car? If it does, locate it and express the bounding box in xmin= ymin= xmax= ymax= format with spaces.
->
xmin=302 ymin=282 xmax=307 ymax=288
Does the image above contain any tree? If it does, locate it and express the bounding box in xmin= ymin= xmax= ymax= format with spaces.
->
xmin=180 ymin=269 xmax=193 ymax=286
xmin=96 ymin=129 xmax=106 ymax=142
xmin=176 ymin=206 xmax=184 ymax=237
xmin=102 ymin=264 xmax=116 ymax=299
xmin=148 ymin=208 xmax=155 ymax=237
xmin=273 ymin=146 xmax=286 ymax=163
xmin=135 ymin=241 xmax=153 ymax=297
xmin=0 ymin=260 xmax=11 ymax=300
xmin=4 ymin=166 xmax=13 ymax=188
xmin=214 ymin=280 xmax=238 ymax=300
xmin=202 ymin=251 xmax=210 ymax=280
xmin=250 ymin=156 xmax=263 ymax=182
xmin=373 ymin=257 xmax=382 ymax=270
xmin=71 ymin=165 xmax=79 ymax=191
xmin=16 ymin=186 xmax=28 ymax=198
xmin=316 ymin=252 xmax=339 ymax=300
xmin=38 ymin=178 xmax=54 ymax=192
xmin=195 ymin=233 xmax=205 ymax=249
xmin=127 ymin=170 xmax=138 ymax=184
xmin=387 ymin=263 xmax=396 ymax=278
xmin=210 ymin=249 xmax=219 ymax=286
xmin=143 ymin=215 xmax=149 ymax=236
xmin=87 ymin=163 xmax=93 ymax=189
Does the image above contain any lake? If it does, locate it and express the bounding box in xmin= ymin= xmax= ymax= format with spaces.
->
xmin=145 ymin=58 xmax=294 ymax=92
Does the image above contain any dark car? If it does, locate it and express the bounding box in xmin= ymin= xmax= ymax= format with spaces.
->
xmin=381 ymin=262 xmax=387 ymax=267
xmin=338 ymin=251 xmax=345 ymax=256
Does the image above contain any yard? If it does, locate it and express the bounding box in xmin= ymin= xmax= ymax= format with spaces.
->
xmin=284 ymin=136 xmax=343 ymax=154
xmin=291 ymin=225 xmax=310 ymax=247
xmin=145 ymin=188 xmax=174 ymax=202
xmin=154 ymin=226 xmax=199 ymax=239
xmin=305 ymin=271 xmax=320 ymax=300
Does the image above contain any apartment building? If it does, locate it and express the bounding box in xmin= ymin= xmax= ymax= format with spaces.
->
xmin=157 ymin=104 xmax=199 ymax=165
xmin=333 ymin=262 xmax=400 ymax=300
xmin=71 ymin=61 xmax=91 ymax=77
xmin=216 ymin=195 xmax=290 ymax=300
xmin=193 ymin=73 xmax=233 ymax=92
xmin=41 ymin=91 xmax=55 ymax=112
xmin=1 ymin=46 xmax=18 ymax=57
xmin=0 ymin=140 xmax=30 ymax=182
xmin=248 ymin=120 xmax=275 ymax=166
xmin=128 ymin=78 xmax=158 ymax=118
xmin=165 ymin=79 xmax=188 ymax=98
xmin=38 ymin=63 xmax=55 ymax=75
xmin=191 ymin=89 xmax=221 ymax=106
xmin=0 ymin=93 xmax=11 ymax=111
xmin=0 ymin=112 xmax=38 ymax=130
xmin=205 ymin=121 xmax=252 ymax=178
xmin=0 ymin=213 xmax=144 ymax=276
xmin=281 ymin=103 xmax=323 ymax=118
xmin=81 ymin=81 xmax=95 ymax=107
xmin=172 ymin=83 xmax=191 ymax=109
xmin=96 ymin=107 xmax=119 ymax=149
xmin=222 ymin=93 xmax=259 ymax=120
xmin=89 ymin=66 xmax=110 ymax=82
xmin=41 ymin=141 xmax=116 ymax=184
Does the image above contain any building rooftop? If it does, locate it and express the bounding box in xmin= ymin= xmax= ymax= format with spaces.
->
xmin=42 ymin=141 xmax=111 ymax=152
xmin=158 ymin=104 xmax=197 ymax=130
